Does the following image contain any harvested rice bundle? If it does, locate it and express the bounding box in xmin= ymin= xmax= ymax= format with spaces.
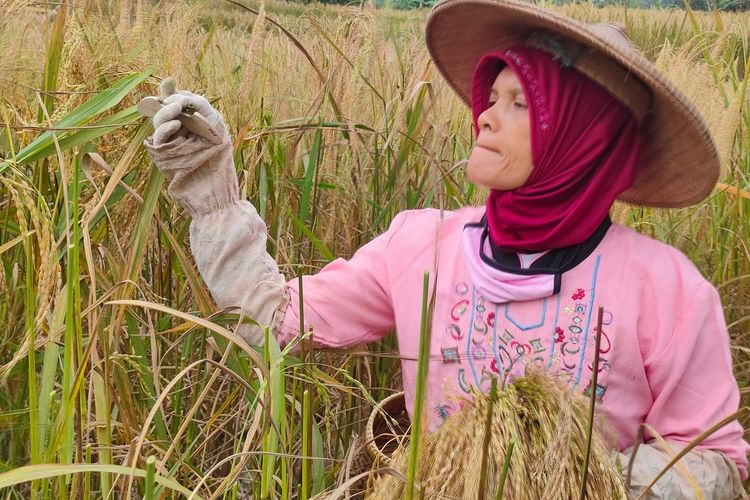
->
xmin=368 ymin=370 xmax=626 ymax=499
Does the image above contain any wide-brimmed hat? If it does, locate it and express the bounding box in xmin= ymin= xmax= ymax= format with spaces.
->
xmin=426 ymin=0 xmax=720 ymax=207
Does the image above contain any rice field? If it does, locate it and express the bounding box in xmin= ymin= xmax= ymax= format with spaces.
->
xmin=0 ymin=0 xmax=749 ymax=498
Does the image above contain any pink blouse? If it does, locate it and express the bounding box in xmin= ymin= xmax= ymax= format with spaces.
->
xmin=278 ymin=206 xmax=749 ymax=478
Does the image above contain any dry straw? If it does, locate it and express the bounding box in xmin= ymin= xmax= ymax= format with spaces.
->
xmin=367 ymin=369 xmax=626 ymax=500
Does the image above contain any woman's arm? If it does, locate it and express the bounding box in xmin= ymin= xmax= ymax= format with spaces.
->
xmin=276 ymin=214 xmax=405 ymax=348
xmin=189 ymin=201 xmax=401 ymax=349
xmin=626 ymin=257 xmax=749 ymax=498
xmin=188 ymin=202 xmax=288 ymax=345
xmin=144 ymin=82 xmax=397 ymax=348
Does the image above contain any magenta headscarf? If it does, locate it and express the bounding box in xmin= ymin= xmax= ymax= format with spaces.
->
xmin=471 ymin=46 xmax=642 ymax=251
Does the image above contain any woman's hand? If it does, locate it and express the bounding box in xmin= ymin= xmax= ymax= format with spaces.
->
xmin=143 ymin=79 xmax=239 ymax=217
xmin=618 ymin=443 xmax=745 ymax=499
xmin=151 ymin=82 xmax=222 ymax=146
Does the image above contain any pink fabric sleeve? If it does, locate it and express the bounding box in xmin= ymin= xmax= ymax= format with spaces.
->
xmin=276 ymin=213 xmax=407 ymax=348
xmin=641 ymin=271 xmax=749 ymax=479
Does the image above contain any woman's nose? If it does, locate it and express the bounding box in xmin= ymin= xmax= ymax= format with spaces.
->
xmin=477 ymin=106 xmax=496 ymax=132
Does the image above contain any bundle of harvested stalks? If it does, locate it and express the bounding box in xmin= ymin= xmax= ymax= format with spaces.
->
xmin=368 ymin=369 xmax=627 ymax=499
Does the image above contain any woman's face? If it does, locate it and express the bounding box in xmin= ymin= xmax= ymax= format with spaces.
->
xmin=467 ymin=67 xmax=534 ymax=191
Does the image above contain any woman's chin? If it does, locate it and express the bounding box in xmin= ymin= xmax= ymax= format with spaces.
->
xmin=467 ymin=168 xmax=509 ymax=191
xmin=467 ymin=164 xmax=529 ymax=191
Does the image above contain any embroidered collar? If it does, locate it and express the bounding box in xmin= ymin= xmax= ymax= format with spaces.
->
xmin=462 ymin=215 xmax=611 ymax=304
xmin=489 ymin=215 xmax=612 ymax=275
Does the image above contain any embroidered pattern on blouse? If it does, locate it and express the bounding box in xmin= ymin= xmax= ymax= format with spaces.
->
xmin=504 ymin=299 xmax=548 ymax=331
xmin=437 ymin=257 xmax=613 ymax=421
xmin=573 ymin=256 xmax=601 ymax=385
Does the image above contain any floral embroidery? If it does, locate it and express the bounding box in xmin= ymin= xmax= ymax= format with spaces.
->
xmin=529 ymin=338 xmax=545 ymax=354
xmin=457 ymin=368 xmax=471 ymax=393
xmin=558 ymin=295 xmax=589 ymax=381
xmin=472 ymin=345 xmax=487 ymax=360
xmin=554 ymin=327 xmax=565 ymax=343
xmin=592 ymin=326 xmax=612 ymax=354
xmin=451 ymin=300 xmax=469 ymax=321
xmin=510 ymin=340 xmax=531 ymax=356
xmin=490 ymin=359 xmax=500 ymax=373
xmin=446 ymin=324 xmax=463 ymax=340
xmin=588 ymin=357 xmax=609 ymax=373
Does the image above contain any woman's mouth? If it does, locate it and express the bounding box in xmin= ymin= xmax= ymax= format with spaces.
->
xmin=475 ymin=143 xmax=501 ymax=155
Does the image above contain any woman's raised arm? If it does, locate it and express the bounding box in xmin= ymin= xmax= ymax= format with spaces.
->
xmin=143 ymin=80 xmax=396 ymax=348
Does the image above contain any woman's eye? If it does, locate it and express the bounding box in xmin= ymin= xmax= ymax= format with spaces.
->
xmin=514 ymin=101 xmax=528 ymax=109
xmin=487 ymin=100 xmax=497 ymax=108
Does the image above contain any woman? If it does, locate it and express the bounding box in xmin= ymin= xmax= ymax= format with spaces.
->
xmin=143 ymin=0 xmax=748 ymax=496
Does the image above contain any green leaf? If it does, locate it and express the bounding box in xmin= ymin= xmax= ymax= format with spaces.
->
xmin=0 ymin=463 xmax=200 ymax=499
xmin=299 ymin=125 xmax=323 ymax=223
xmin=281 ymin=207 xmax=334 ymax=262
xmin=16 ymin=71 xmax=152 ymax=165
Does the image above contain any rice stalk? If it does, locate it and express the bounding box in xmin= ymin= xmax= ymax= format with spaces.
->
xmin=0 ymin=463 xmax=200 ymax=498
xmin=237 ymin=3 xmax=267 ymax=121
xmin=368 ymin=370 xmax=627 ymax=500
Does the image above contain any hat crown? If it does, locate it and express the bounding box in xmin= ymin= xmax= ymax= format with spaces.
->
xmin=586 ymin=23 xmax=635 ymax=53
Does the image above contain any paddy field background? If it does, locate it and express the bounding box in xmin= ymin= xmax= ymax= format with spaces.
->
xmin=0 ymin=0 xmax=749 ymax=497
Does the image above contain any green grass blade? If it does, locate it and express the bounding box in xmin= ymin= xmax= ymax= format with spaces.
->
xmin=495 ymin=438 xmax=515 ymax=500
xmin=261 ymin=327 xmax=286 ymax=498
xmin=122 ymin=147 xmax=163 ymax=295
xmin=405 ymin=272 xmax=433 ymax=500
xmin=16 ymin=71 xmax=151 ymax=165
xmin=144 ymin=456 xmax=156 ymax=500
xmin=301 ymin=389 xmax=311 ymax=500
xmin=299 ymin=125 xmax=322 ymax=223
xmin=24 ymin=223 xmax=39 ymax=500
xmin=281 ymin=207 xmax=334 ymax=262
xmin=18 ymin=107 xmax=142 ymax=167
xmin=0 ymin=463 xmax=200 ymax=499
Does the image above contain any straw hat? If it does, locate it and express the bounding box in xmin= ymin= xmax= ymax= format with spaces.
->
xmin=425 ymin=0 xmax=720 ymax=207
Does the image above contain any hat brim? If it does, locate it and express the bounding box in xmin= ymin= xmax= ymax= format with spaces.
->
xmin=426 ymin=0 xmax=719 ymax=207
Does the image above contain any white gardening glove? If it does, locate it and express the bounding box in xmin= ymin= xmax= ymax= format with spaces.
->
xmin=618 ymin=444 xmax=746 ymax=499
xmin=142 ymin=79 xmax=289 ymax=346
xmin=143 ymin=80 xmax=239 ymax=217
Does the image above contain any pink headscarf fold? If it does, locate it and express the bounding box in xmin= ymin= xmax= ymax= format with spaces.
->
xmin=471 ymin=46 xmax=642 ymax=251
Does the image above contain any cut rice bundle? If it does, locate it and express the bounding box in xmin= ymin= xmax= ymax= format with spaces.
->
xmin=367 ymin=370 xmax=627 ymax=499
